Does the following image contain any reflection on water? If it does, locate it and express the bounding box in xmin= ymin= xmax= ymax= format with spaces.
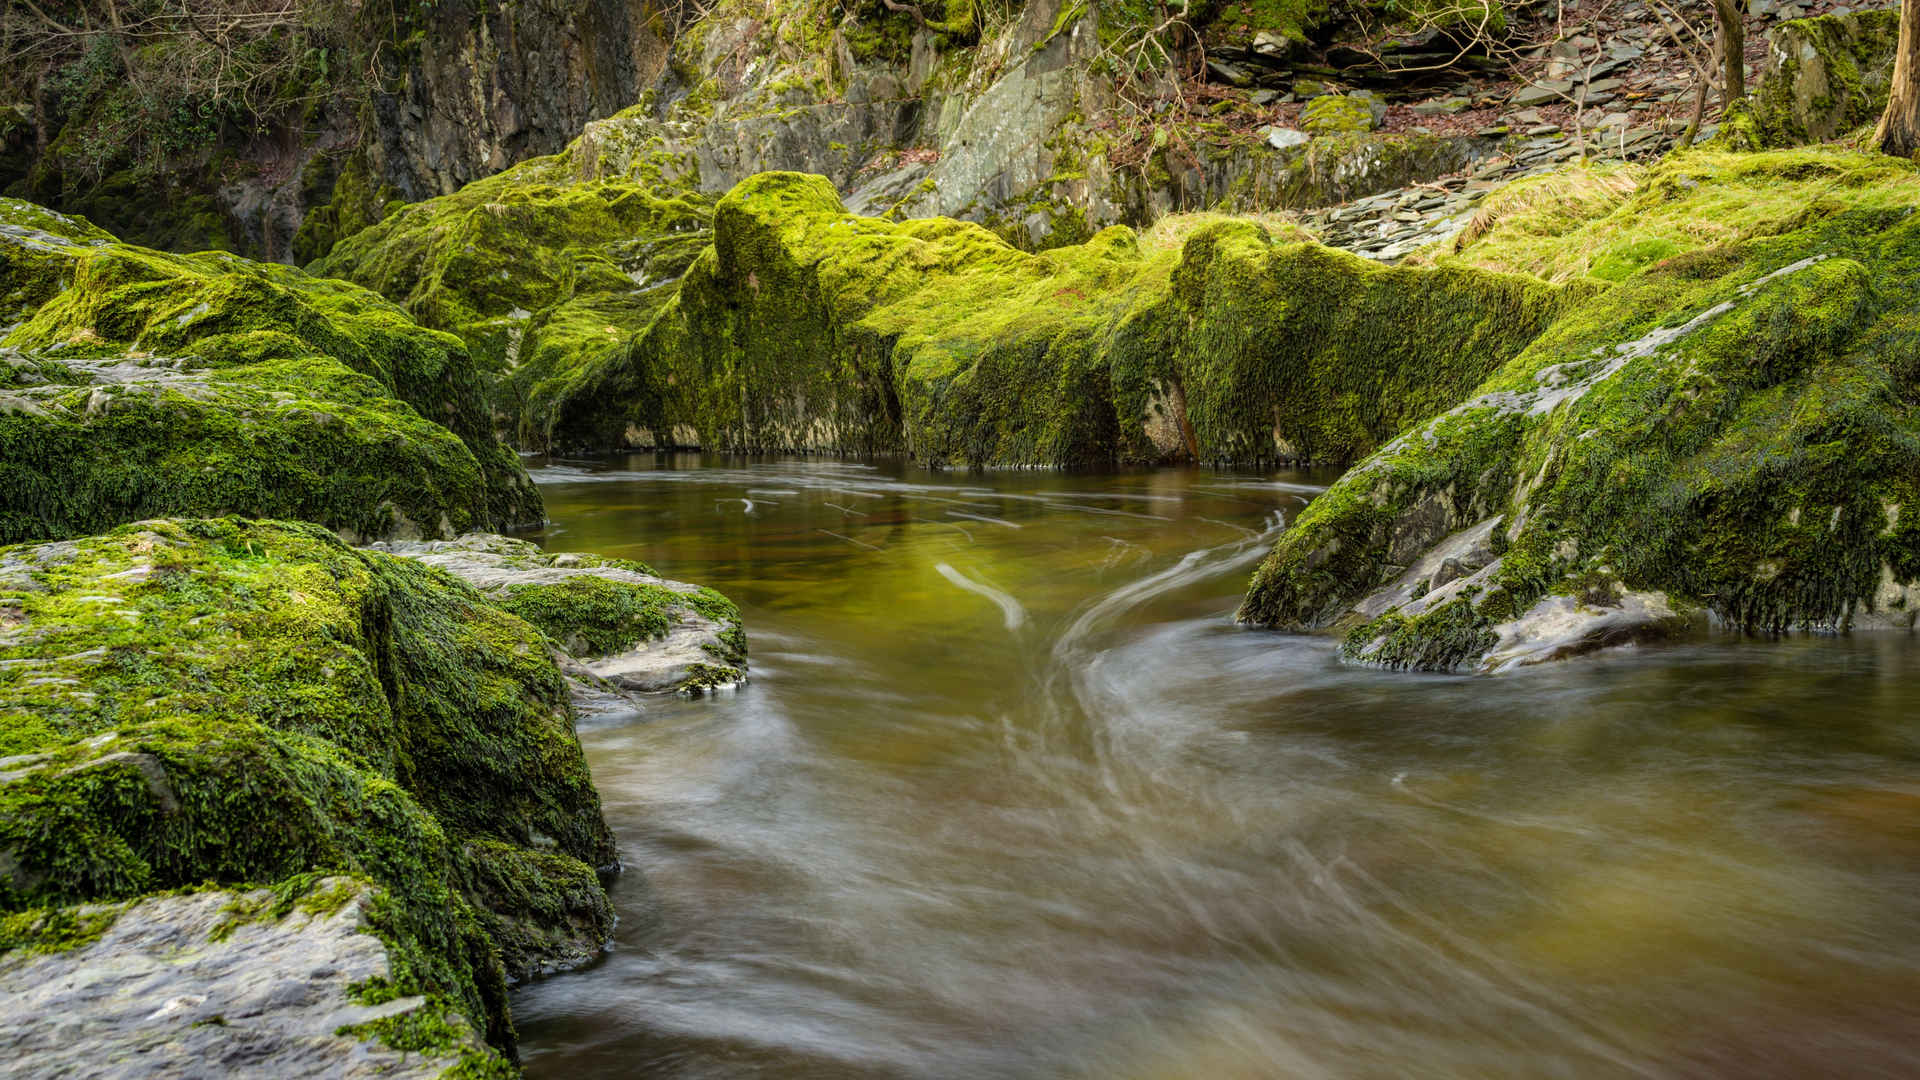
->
xmin=513 ymin=455 xmax=1920 ymax=1079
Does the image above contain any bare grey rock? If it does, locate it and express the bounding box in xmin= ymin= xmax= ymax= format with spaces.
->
xmin=1482 ymin=591 xmax=1695 ymax=672
xmin=0 ymin=881 xmax=481 ymax=1079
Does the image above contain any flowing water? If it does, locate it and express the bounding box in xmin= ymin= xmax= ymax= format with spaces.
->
xmin=511 ymin=455 xmax=1920 ymax=1080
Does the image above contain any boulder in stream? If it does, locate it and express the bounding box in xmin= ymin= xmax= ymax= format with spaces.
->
xmin=370 ymin=532 xmax=748 ymax=705
xmin=0 ymin=517 xmax=620 ymax=1071
xmin=1240 ymin=149 xmax=1920 ymax=671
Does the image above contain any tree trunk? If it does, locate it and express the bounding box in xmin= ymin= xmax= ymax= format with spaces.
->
xmin=1713 ymin=0 xmax=1746 ymax=109
xmin=1879 ymin=0 xmax=1920 ymax=157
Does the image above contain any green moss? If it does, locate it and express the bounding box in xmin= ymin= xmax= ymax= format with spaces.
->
xmin=541 ymin=172 xmax=1560 ymax=470
xmin=1301 ymin=95 xmax=1374 ymax=135
xmin=0 ymin=198 xmax=541 ymax=539
xmin=310 ymin=143 xmax=715 ymax=449
xmin=0 ymin=516 xmax=620 ymax=1057
xmin=1343 ymin=598 xmax=1498 ymax=671
xmin=293 ymin=150 xmax=402 ymax=265
xmin=1241 ymin=147 xmax=1920 ymax=670
xmin=1750 ymin=9 xmax=1902 ymax=147
xmin=0 ymin=903 xmax=122 ymax=957
xmin=498 ymin=577 xmax=677 ymax=657
xmin=336 ymin=994 xmax=514 ymax=1079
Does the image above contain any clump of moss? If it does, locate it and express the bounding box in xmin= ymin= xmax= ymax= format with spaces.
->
xmin=1301 ymin=95 xmax=1376 ymax=134
xmin=0 ymin=516 xmax=620 ymax=1059
xmin=309 ymin=127 xmax=716 ymax=449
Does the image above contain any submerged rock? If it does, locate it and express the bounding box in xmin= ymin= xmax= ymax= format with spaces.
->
xmin=371 ymin=533 xmax=748 ymax=703
xmin=1241 ymin=149 xmax=1920 ymax=671
xmin=0 ymin=880 xmax=492 ymax=1079
xmin=0 ymin=517 xmax=620 ymax=1066
xmin=0 ymin=199 xmax=541 ymax=544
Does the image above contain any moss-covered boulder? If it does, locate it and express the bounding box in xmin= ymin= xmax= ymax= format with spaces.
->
xmin=0 ymin=199 xmax=540 ymax=544
xmin=310 ymin=114 xmax=715 ymax=447
xmin=1239 ymin=148 xmax=1920 ymax=670
xmin=549 ymin=172 xmax=1565 ymax=468
xmin=1752 ymin=9 xmax=1902 ymax=147
xmin=0 ymin=517 xmax=621 ymax=1065
xmin=370 ymin=532 xmax=748 ymax=701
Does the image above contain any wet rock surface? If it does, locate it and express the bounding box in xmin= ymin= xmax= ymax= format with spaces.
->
xmin=0 ymin=881 xmax=479 ymax=1080
xmin=371 ymin=533 xmax=748 ymax=708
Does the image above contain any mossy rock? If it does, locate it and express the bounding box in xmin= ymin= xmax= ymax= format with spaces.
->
xmin=1239 ymin=148 xmax=1920 ymax=670
xmin=371 ymin=532 xmax=749 ymax=696
xmin=551 ymin=172 xmax=1562 ymax=470
xmin=1 ymin=878 xmax=509 ymax=1076
xmin=0 ymin=197 xmax=540 ymax=542
xmin=310 ymin=122 xmax=715 ymax=449
xmin=1301 ymin=94 xmax=1378 ymax=135
xmin=1751 ymin=9 xmax=1902 ymax=148
xmin=0 ymin=517 xmax=620 ymax=1058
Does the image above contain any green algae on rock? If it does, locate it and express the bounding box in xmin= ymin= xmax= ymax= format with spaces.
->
xmin=0 ymin=198 xmax=540 ymax=543
xmin=0 ymin=517 xmax=620 ymax=1064
xmin=1239 ymin=148 xmax=1920 ymax=671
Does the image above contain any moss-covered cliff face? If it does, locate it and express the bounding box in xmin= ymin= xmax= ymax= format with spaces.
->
xmin=1239 ymin=149 xmax=1920 ymax=670
xmin=0 ymin=198 xmax=540 ymax=543
xmin=0 ymin=516 xmax=621 ymax=1065
xmin=302 ymin=0 xmax=1515 ymax=415
xmin=536 ymin=171 xmax=1564 ymax=467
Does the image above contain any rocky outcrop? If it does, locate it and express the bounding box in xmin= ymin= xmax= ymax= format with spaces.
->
xmin=308 ymin=0 xmax=1535 ymax=421
xmin=0 ymin=517 xmax=623 ymax=1067
xmin=0 ymin=879 xmax=495 ymax=1079
xmin=307 ymin=129 xmax=716 ymax=444
xmin=4 ymin=0 xmax=683 ymax=263
xmin=370 ymin=533 xmax=748 ymax=705
xmin=0 ymin=199 xmax=540 ymax=543
xmin=529 ymin=170 xmax=1565 ymax=466
xmin=1750 ymin=9 xmax=1902 ymax=146
xmin=1239 ymin=148 xmax=1920 ymax=670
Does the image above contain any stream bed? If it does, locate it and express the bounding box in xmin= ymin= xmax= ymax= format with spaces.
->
xmin=511 ymin=455 xmax=1920 ymax=1079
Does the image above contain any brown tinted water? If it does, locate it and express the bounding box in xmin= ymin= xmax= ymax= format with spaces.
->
xmin=512 ymin=454 xmax=1920 ymax=1079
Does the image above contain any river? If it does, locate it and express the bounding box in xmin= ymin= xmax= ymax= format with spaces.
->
xmin=510 ymin=454 xmax=1920 ymax=1079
